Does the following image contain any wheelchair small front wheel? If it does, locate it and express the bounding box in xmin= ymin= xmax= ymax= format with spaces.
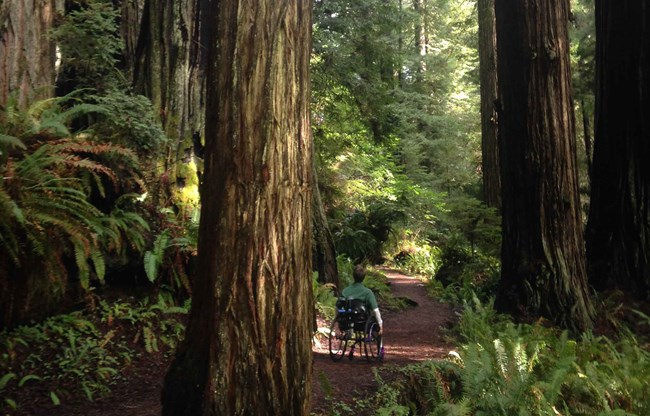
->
xmin=364 ymin=321 xmax=384 ymax=362
xmin=328 ymin=318 xmax=348 ymax=362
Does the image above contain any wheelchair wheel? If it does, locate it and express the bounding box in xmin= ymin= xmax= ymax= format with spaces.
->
xmin=364 ymin=321 xmax=383 ymax=362
xmin=328 ymin=318 xmax=348 ymax=361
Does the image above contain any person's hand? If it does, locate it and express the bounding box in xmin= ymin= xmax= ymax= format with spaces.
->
xmin=377 ymin=325 xmax=383 ymax=336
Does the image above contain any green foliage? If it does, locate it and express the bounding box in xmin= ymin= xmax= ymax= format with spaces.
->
xmin=313 ymin=274 xmax=338 ymax=322
xmin=50 ymin=0 xmax=124 ymax=91
xmin=0 ymin=95 xmax=150 ymax=326
xmin=336 ymin=255 xmax=355 ymax=289
xmin=88 ymin=90 xmax=168 ymax=154
xmin=0 ymin=297 xmax=187 ymax=407
xmin=144 ymin=230 xmax=172 ymax=283
xmin=394 ymin=240 xmax=443 ymax=278
xmin=312 ymin=0 xmax=483 ymax=273
xmin=0 ymin=312 xmax=132 ymax=404
xmin=352 ymin=299 xmax=650 ymax=416
xmin=142 ymin=212 xmax=196 ymax=299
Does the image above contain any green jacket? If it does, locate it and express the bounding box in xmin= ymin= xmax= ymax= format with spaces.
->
xmin=341 ymin=282 xmax=379 ymax=311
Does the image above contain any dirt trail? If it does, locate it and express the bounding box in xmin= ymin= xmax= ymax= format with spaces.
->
xmin=310 ymin=268 xmax=455 ymax=414
xmin=10 ymin=269 xmax=453 ymax=415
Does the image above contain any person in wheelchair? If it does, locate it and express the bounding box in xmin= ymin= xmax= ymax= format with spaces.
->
xmin=339 ymin=265 xmax=383 ymax=357
xmin=341 ymin=266 xmax=383 ymax=332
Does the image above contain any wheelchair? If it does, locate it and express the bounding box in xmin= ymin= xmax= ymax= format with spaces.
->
xmin=328 ymin=298 xmax=384 ymax=362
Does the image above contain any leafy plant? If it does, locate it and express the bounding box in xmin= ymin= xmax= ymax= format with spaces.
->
xmin=0 ymin=95 xmax=149 ymax=327
xmin=361 ymin=298 xmax=650 ymax=416
xmin=0 ymin=296 xmax=187 ymax=408
xmin=50 ymin=0 xmax=124 ymax=91
xmin=334 ymin=202 xmax=406 ymax=262
xmin=143 ymin=225 xmax=194 ymax=298
xmin=393 ymin=241 xmax=442 ymax=277
xmin=87 ymin=90 xmax=168 ymax=154
xmin=313 ymin=275 xmax=338 ymax=322
xmin=0 ymin=312 xmax=132 ymax=405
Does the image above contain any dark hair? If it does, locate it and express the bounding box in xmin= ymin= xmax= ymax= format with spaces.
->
xmin=353 ymin=265 xmax=366 ymax=283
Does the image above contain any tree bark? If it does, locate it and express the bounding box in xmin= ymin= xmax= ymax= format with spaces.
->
xmin=161 ymin=0 xmax=313 ymax=414
xmin=586 ymin=2 xmax=650 ymax=297
xmin=494 ymin=0 xmax=594 ymax=331
xmin=0 ymin=0 xmax=64 ymax=109
xmin=132 ymin=0 xmax=206 ymax=209
xmin=581 ymin=98 xmax=593 ymax=182
xmin=117 ymin=0 xmax=145 ymax=82
xmin=133 ymin=0 xmax=206 ymax=168
xmin=312 ymin=157 xmax=339 ymax=291
xmin=477 ymin=0 xmax=500 ymax=209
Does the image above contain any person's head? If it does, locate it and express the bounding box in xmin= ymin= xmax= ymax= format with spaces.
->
xmin=353 ymin=265 xmax=366 ymax=283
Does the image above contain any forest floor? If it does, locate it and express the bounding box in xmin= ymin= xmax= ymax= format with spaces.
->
xmin=6 ymin=268 xmax=456 ymax=416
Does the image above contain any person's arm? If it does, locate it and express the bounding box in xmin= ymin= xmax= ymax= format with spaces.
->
xmin=373 ymin=308 xmax=383 ymax=334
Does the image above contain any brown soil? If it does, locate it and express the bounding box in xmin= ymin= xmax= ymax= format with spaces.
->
xmin=5 ymin=268 xmax=455 ymax=415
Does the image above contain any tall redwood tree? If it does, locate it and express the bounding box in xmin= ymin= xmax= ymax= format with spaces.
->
xmin=161 ymin=1 xmax=314 ymax=414
xmin=477 ymin=0 xmax=500 ymax=209
xmin=0 ymin=0 xmax=63 ymax=109
xmin=494 ymin=0 xmax=593 ymax=331
xmin=586 ymin=2 xmax=650 ymax=297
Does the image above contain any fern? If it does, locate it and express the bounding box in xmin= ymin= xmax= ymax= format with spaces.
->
xmin=142 ymin=325 xmax=158 ymax=353
xmin=0 ymin=134 xmax=26 ymax=152
xmin=144 ymin=230 xmax=170 ymax=283
xmin=0 ymin=94 xmax=150 ymax=325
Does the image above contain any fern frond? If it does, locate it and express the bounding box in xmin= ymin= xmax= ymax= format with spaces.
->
xmin=0 ymin=134 xmax=26 ymax=151
xmin=32 ymin=118 xmax=70 ymax=137
xmin=90 ymin=248 xmax=106 ymax=284
xmin=493 ymin=338 xmax=508 ymax=379
xmin=57 ymin=103 xmax=106 ymax=123
xmin=56 ymin=154 xmax=119 ymax=189
xmin=512 ymin=339 xmax=529 ymax=381
xmin=142 ymin=326 xmax=158 ymax=353
xmin=74 ymin=241 xmax=91 ymax=290
xmin=144 ymin=251 xmax=159 ymax=283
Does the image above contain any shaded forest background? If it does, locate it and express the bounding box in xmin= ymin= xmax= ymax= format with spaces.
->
xmin=1 ymin=0 xmax=650 ymax=414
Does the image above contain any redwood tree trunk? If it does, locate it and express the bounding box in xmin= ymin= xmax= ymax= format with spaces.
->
xmin=117 ymin=0 xmax=145 ymax=82
xmin=161 ymin=1 xmax=313 ymax=414
xmin=131 ymin=0 xmax=206 ymax=211
xmin=477 ymin=0 xmax=500 ymax=209
xmin=494 ymin=0 xmax=593 ymax=331
xmin=133 ymin=0 xmax=206 ymax=174
xmin=586 ymin=2 xmax=650 ymax=297
xmin=312 ymin=159 xmax=339 ymax=290
xmin=0 ymin=0 xmax=63 ymax=109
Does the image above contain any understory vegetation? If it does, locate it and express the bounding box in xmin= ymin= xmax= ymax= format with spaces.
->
xmin=0 ymin=296 xmax=187 ymax=410
xmin=316 ymin=292 xmax=650 ymax=416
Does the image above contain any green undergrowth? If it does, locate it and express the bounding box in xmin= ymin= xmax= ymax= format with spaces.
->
xmin=334 ymin=295 xmax=650 ymax=416
xmin=0 ymin=295 xmax=188 ymax=411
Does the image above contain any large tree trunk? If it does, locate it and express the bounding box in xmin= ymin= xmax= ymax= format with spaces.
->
xmin=133 ymin=0 xmax=206 ymax=185
xmin=117 ymin=0 xmax=145 ymax=81
xmin=312 ymin=158 xmax=339 ymax=291
xmin=494 ymin=0 xmax=593 ymax=331
xmin=161 ymin=1 xmax=313 ymax=414
xmin=477 ymin=0 xmax=500 ymax=209
xmin=0 ymin=0 xmax=63 ymax=109
xmin=586 ymin=2 xmax=650 ymax=297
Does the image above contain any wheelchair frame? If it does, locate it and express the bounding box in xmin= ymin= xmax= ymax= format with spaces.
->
xmin=328 ymin=312 xmax=383 ymax=362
